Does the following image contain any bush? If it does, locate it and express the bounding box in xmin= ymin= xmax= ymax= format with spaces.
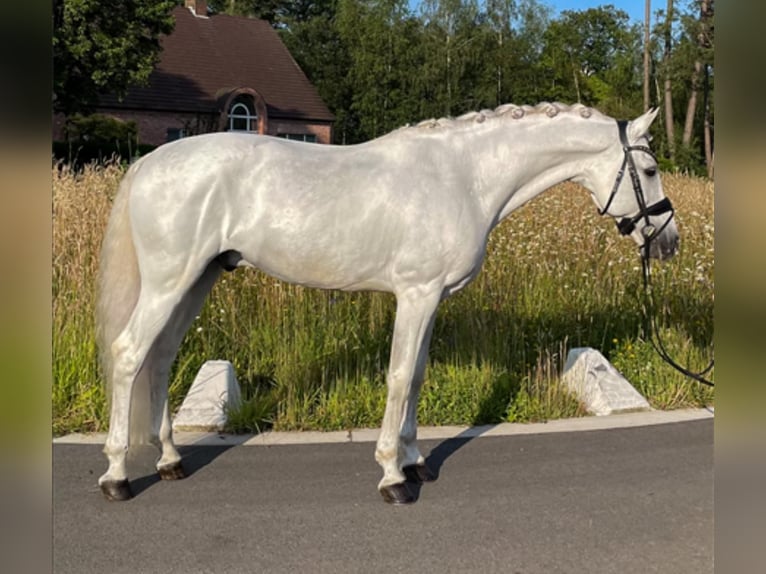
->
xmin=53 ymin=114 xmax=155 ymax=167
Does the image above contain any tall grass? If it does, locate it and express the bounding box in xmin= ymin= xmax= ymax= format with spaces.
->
xmin=52 ymin=162 xmax=714 ymax=435
xmin=52 ymin=162 xmax=120 ymax=434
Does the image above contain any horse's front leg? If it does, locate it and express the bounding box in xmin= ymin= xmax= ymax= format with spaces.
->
xmin=376 ymin=287 xmax=440 ymax=504
xmin=398 ymin=310 xmax=439 ymax=485
xmin=400 ymin=371 xmax=436 ymax=485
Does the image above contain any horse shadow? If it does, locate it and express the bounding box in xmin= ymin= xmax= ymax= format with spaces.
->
xmin=126 ymin=443 xmax=236 ymax=498
xmin=403 ymin=425 xmax=496 ymax=501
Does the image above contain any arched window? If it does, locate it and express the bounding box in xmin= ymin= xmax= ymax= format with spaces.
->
xmin=218 ymin=89 xmax=268 ymax=136
xmin=228 ymin=101 xmax=257 ymax=132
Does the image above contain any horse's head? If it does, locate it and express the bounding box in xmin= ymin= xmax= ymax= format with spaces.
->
xmin=587 ymin=108 xmax=679 ymax=260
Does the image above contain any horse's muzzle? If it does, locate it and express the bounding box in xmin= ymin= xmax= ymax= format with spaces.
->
xmin=644 ymin=228 xmax=679 ymax=260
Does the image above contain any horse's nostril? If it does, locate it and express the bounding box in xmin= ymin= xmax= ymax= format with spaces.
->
xmin=661 ymin=235 xmax=680 ymax=259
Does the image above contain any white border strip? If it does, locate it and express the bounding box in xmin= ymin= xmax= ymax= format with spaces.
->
xmin=53 ymin=407 xmax=713 ymax=446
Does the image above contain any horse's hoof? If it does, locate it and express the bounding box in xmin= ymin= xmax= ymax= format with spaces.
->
xmin=100 ymin=479 xmax=133 ymax=501
xmin=404 ymin=463 xmax=435 ymax=484
xmin=158 ymin=461 xmax=186 ymax=480
xmin=379 ymin=482 xmax=416 ymax=505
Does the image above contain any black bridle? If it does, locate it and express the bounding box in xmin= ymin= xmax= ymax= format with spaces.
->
xmin=599 ymin=120 xmax=714 ymax=388
xmin=599 ymin=120 xmax=675 ymax=260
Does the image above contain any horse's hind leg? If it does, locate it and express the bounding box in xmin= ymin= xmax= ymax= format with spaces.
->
xmin=147 ymin=263 xmax=222 ymax=480
xmin=99 ymin=270 xmax=211 ymax=501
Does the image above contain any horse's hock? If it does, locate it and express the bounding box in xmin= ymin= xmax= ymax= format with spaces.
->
xmin=562 ymin=348 xmax=651 ymax=416
xmin=172 ymin=360 xmax=242 ymax=432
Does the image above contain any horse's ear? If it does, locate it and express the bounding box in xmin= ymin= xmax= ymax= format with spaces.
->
xmin=628 ymin=107 xmax=659 ymax=141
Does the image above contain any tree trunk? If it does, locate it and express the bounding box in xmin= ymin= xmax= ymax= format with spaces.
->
xmin=663 ymin=0 xmax=675 ymax=158
xmin=683 ymin=0 xmax=711 ymax=147
xmin=446 ymin=33 xmax=452 ymax=115
xmin=703 ymin=0 xmax=713 ymax=178
xmin=497 ymin=30 xmax=503 ymax=107
xmin=682 ymin=61 xmax=701 ymax=147
xmin=643 ymin=0 xmax=651 ymax=111
xmin=571 ymin=52 xmax=581 ymax=103
xmin=703 ymin=64 xmax=713 ymax=178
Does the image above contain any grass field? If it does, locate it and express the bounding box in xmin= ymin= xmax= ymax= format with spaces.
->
xmin=52 ymin=162 xmax=714 ymax=435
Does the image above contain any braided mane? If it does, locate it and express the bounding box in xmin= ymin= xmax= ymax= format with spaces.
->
xmin=403 ymin=102 xmax=605 ymax=131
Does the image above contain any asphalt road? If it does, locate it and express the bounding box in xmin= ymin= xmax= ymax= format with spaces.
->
xmin=53 ymin=419 xmax=712 ymax=574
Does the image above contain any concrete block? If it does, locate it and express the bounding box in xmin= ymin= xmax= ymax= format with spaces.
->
xmin=562 ymin=347 xmax=651 ymax=416
xmin=172 ymin=360 xmax=242 ymax=432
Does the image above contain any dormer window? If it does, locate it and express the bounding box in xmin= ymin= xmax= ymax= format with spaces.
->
xmin=228 ymin=100 xmax=257 ymax=132
xmin=218 ymin=88 xmax=268 ymax=136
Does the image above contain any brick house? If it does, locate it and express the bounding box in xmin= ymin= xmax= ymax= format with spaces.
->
xmin=54 ymin=0 xmax=334 ymax=146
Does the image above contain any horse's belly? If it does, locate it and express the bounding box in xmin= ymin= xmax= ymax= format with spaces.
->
xmin=231 ymin=227 xmax=393 ymax=292
xmin=221 ymin=174 xmax=484 ymax=294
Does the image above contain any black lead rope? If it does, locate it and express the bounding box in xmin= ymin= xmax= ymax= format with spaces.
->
xmin=607 ymin=119 xmax=714 ymax=388
xmin=640 ymin=256 xmax=715 ymax=387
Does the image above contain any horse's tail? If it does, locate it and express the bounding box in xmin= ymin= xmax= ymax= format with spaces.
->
xmin=95 ymin=164 xmax=152 ymax=446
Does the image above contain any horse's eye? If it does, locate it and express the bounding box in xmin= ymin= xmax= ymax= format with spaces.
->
xmin=645 ymin=167 xmax=657 ymax=177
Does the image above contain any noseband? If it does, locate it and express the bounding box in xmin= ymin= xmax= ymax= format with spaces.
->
xmin=599 ymin=120 xmax=674 ymax=258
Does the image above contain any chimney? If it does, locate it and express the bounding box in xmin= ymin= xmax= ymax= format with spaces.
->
xmin=185 ymin=0 xmax=208 ymax=17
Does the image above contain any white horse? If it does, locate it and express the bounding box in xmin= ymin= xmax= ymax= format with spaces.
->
xmin=96 ymin=102 xmax=678 ymax=504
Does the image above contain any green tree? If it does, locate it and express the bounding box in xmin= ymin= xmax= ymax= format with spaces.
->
xmin=337 ymin=0 xmax=424 ymax=141
xmin=652 ymin=0 xmax=714 ymax=174
xmin=207 ymin=0 xmax=282 ymax=23
xmin=208 ymin=0 xmax=334 ymax=26
xmin=280 ymin=1 xmax=359 ymax=143
xmin=505 ymin=0 xmax=552 ymax=103
xmin=53 ymin=0 xmax=176 ymax=116
xmin=679 ymin=0 xmax=713 ymax=175
xmin=483 ymin=0 xmax=515 ymax=106
xmin=659 ymin=0 xmax=676 ymax=158
xmin=540 ymin=5 xmax=640 ymax=115
xmin=477 ymin=0 xmax=553 ymax=106
xmin=204 ymin=0 xmax=711 ymax=168
xmin=418 ymin=0 xmax=484 ymax=116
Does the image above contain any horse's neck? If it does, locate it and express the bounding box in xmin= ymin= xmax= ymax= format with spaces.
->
xmin=461 ymin=118 xmax=610 ymax=225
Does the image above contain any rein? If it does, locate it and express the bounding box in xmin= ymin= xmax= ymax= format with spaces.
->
xmin=602 ymin=120 xmax=715 ymax=388
xmin=640 ymin=256 xmax=715 ymax=387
